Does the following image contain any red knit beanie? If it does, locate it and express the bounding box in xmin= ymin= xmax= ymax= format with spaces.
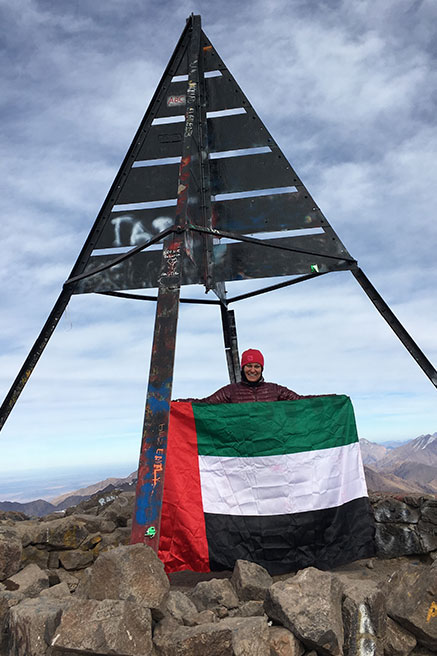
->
xmin=241 ymin=349 xmax=264 ymax=368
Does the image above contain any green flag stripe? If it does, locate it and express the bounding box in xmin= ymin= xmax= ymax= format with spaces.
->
xmin=192 ymin=395 xmax=357 ymax=457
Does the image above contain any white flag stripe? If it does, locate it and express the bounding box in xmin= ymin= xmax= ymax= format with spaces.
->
xmin=198 ymin=442 xmax=367 ymax=516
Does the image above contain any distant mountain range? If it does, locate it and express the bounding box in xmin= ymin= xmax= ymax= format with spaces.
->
xmin=0 ymin=472 xmax=137 ymax=517
xmin=1 ymin=433 xmax=436 ymax=517
xmin=361 ymin=432 xmax=437 ymax=495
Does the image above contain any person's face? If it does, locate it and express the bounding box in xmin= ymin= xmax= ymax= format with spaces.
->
xmin=243 ymin=362 xmax=263 ymax=383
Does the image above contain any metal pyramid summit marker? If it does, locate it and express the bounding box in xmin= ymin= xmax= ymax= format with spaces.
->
xmin=1 ymin=15 xmax=436 ymax=550
xmin=70 ymin=17 xmax=355 ymax=296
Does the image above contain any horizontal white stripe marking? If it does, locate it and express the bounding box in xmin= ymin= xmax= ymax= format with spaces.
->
xmin=199 ymin=442 xmax=367 ymax=516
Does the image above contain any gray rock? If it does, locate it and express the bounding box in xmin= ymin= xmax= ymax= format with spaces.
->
xmin=90 ymin=525 xmax=131 ymax=555
xmin=417 ymin=520 xmax=437 ymax=552
xmin=338 ymin=576 xmax=386 ymax=656
xmin=385 ymin=617 xmax=417 ymax=656
xmin=375 ymin=523 xmax=423 ymax=558
xmin=5 ymin=563 xmax=49 ymax=597
xmin=82 ymin=543 xmax=169 ymax=612
xmin=154 ymin=615 xmax=269 ymax=655
xmin=70 ymin=513 xmax=117 ymax=535
xmin=47 ymin=551 xmax=59 ymax=569
xmin=166 ymin=590 xmax=198 ymax=624
xmin=231 ymin=559 xmax=273 ymax=601
xmin=58 ymin=549 xmax=94 ymax=571
xmin=264 ymin=567 xmax=344 ymax=656
xmin=191 ymin=578 xmax=239 ymax=611
xmin=9 ymin=596 xmax=71 ymax=656
xmin=0 ymin=531 xmax=22 ymax=581
xmin=184 ymin=609 xmax=217 ymax=626
xmin=269 ymin=626 xmax=305 ymax=656
xmin=221 ymin=616 xmax=270 ymax=655
xmin=153 ymin=617 xmax=233 ymax=655
xmin=386 ymin=564 xmax=437 ymax=650
xmin=21 ymin=544 xmax=49 ymax=569
xmin=373 ymin=499 xmax=420 ymax=524
xmin=0 ymin=522 xmax=35 ymax=549
xmin=0 ymin=590 xmax=25 ymax=607
xmin=0 ymin=587 xmax=26 ymax=652
xmin=420 ymin=500 xmax=437 ymax=525
xmin=50 ymin=598 xmax=153 ymax=655
xmin=56 ymin=569 xmax=80 ymax=592
xmin=229 ymin=600 xmax=265 ymax=617
xmin=98 ymin=491 xmax=135 ymax=526
xmin=39 ymin=582 xmax=72 ymax=599
xmin=33 ymin=517 xmax=89 ymax=549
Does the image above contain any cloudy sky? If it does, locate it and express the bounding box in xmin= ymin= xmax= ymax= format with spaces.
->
xmin=1 ymin=0 xmax=436 ymax=485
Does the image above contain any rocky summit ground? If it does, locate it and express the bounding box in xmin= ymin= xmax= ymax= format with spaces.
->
xmin=1 ymin=488 xmax=437 ymax=655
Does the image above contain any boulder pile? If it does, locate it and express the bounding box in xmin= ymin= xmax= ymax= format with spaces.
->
xmin=1 ymin=489 xmax=437 ymax=655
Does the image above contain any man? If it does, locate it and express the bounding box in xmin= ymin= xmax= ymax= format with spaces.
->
xmin=180 ymin=348 xmax=322 ymax=404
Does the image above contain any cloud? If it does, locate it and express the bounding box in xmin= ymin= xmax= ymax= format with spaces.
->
xmin=0 ymin=0 xmax=436 ymax=481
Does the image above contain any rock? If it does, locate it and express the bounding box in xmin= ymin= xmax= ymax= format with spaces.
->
xmin=385 ymin=617 xmax=417 ymax=656
xmin=153 ymin=617 xmax=233 ymax=655
xmin=8 ymin=596 xmax=71 ymax=656
xmin=229 ymin=600 xmax=265 ymax=617
xmin=191 ymin=578 xmax=239 ymax=611
xmin=154 ymin=615 xmax=269 ymax=655
xmin=80 ymin=543 xmax=169 ymax=613
xmin=373 ymin=499 xmax=420 ymax=524
xmin=39 ymin=582 xmax=72 ymax=599
xmin=338 ymin=576 xmax=386 ymax=656
xmin=166 ymin=590 xmax=198 ymax=624
xmin=375 ymin=523 xmax=423 ymax=558
xmin=0 ymin=511 xmax=28 ymax=522
xmin=21 ymin=545 xmax=50 ymax=569
xmin=231 ymin=559 xmax=273 ymax=601
xmin=48 ymin=552 xmax=60 ymax=569
xmin=417 ymin=520 xmax=437 ymax=552
xmin=420 ymin=500 xmax=437 ymax=525
xmin=33 ymin=517 xmax=89 ymax=549
xmin=58 ymin=548 xmax=94 ymax=570
xmin=98 ymin=491 xmax=135 ymax=526
xmin=386 ymin=564 xmax=437 ymax=650
xmin=269 ymin=626 xmax=305 ymax=656
xmin=221 ymin=616 xmax=270 ymax=655
xmin=184 ymin=609 xmax=217 ymax=626
xmin=50 ymin=598 xmax=153 ymax=655
xmin=56 ymin=569 xmax=80 ymax=592
xmin=47 ymin=569 xmax=60 ymax=587
xmin=0 ymin=531 xmax=22 ymax=581
xmin=69 ymin=513 xmax=117 ymax=535
xmin=264 ymin=567 xmax=344 ymax=656
xmin=90 ymin=526 xmax=131 ymax=554
xmin=3 ymin=521 xmax=36 ymax=548
xmin=5 ymin=563 xmax=49 ymax=597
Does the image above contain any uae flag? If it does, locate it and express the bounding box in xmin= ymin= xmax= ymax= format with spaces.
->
xmin=159 ymin=395 xmax=375 ymax=574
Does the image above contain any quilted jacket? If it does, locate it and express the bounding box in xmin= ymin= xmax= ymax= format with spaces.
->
xmin=179 ymin=378 xmax=320 ymax=404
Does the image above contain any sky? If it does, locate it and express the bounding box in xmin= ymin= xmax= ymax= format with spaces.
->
xmin=1 ymin=0 xmax=437 ymax=485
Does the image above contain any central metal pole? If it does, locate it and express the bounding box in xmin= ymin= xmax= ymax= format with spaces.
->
xmin=130 ymin=15 xmax=202 ymax=547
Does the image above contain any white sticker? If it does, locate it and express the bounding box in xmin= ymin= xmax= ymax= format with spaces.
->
xmin=167 ymin=94 xmax=186 ymax=107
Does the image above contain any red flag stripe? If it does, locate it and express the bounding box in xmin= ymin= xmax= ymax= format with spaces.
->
xmin=159 ymin=402 xmax=210 ymax=572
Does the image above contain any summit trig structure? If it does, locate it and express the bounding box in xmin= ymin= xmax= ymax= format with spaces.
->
xmin=1 ymin=15 xmax=436 ymax=549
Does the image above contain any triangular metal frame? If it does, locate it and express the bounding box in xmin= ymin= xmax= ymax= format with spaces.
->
xmin=1 ymin=15 xmax=436 ymax=550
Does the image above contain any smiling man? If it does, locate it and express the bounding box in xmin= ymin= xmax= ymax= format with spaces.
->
xmin=179 ymin=348 xmax=322 ymax=404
